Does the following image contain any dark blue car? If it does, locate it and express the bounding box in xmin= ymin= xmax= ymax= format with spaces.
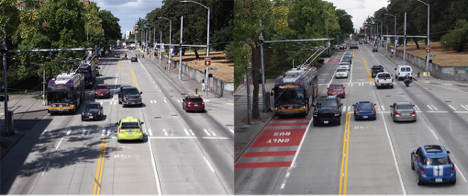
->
xmin=411 ymin=145 xmax=456 ymax=185
xmin=353 ymin=101 xmax=376 ymax=120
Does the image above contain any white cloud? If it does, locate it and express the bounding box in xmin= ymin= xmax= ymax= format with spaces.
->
xmin=326 ymin=0 xmax=389 ymax=30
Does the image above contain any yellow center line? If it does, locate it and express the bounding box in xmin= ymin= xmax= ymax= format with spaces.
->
xmin=339 ymin=113 xmax=352 ymax=195
xmin=353 ymin=54 xmax=373 ymax=83
xmin=117 ymin=60 xmax=138 ymax=88
xmin=93 ymin=138 xmax=107 ymax=195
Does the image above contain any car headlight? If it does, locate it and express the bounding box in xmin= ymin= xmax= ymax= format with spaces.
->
xmin=82 ymin=112 xmax=85 ymax=115
xmin=334 ymin=112 xmax=340 ymax=116
xmin=98 ymin=112 xmax=101 ymax=115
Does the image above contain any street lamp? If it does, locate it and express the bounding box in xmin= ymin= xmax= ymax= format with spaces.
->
xmin=375 ymin=20 xmax=383 ymax=47
xmin=181 ymin=0 xmax=210 ymax=98
xmin=87 ymin=20 xmax=101 ymax=47
xmin=158 ymin=16 xmax=172 ymax=71
xmin=416 ymin=0 xmax=430 ymax=74
xmin=385 ymin=13 xmax=397 ymax=58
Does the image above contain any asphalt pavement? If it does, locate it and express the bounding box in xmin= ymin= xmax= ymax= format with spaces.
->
xmin=233 ymin=45 xmax=468 ymax=162
xmin=0 ymin=49 xmax=234 ymax=160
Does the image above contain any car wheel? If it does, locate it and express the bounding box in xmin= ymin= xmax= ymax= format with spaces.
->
xmin=416 ymin=172 xmax=423 ymax=185
xmin=391 ymin=85 xmax=394 ymax=89
xmin=81 ymin=116 xmax=85 ymax=121
xmin=451 ymin=178 xmax=456 ymax=185
xmin=313 ymin=119 xmax=319 ymax=126
xmin=119 ymin=99 xmax=122 ymax=104
xmin=411 ymin=158 xmax=415 ymax=170
xmin=336 ymin=118 xmax=341 ymax=125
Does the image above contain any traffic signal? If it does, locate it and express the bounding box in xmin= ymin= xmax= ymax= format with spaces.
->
xmin=208 ymin=74 xmax=213 ymax=78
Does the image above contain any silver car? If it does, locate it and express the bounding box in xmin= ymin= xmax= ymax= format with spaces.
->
xmin=390 ymin=101 xmax=417 ymax=122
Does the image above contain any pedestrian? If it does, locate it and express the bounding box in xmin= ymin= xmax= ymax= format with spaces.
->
xmin=201 ymin=79 xmax=206 ymax=91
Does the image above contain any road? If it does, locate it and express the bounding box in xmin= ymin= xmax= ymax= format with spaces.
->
xmin=2 ymin=49 xmax=234 ymax=195
xmin=235 ymin=43 xmax=468 ymax=194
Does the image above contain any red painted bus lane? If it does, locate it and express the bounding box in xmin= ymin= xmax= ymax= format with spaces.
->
xmin=251 ymin=129 xmax=306 ymax=148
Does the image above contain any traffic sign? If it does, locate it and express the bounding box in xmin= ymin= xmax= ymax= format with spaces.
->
xmin=204 ymin=57 xmax=211 ymax=66
xmin=208 ymin=68 xmax=217 ymax=70
xmin=429 ymin=54 xmax=436 ymax=57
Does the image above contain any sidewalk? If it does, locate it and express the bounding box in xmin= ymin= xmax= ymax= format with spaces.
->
xmin=234 ymin=79 xmax=276 ymax=162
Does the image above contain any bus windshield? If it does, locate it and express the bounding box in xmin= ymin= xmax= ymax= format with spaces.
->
xmin=275 ymin=88 xmax=305 ymax=104
xmin=48 ymin=91 xmax=74 ymax=103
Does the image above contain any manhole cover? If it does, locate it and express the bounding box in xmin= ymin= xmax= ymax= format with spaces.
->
xmin=386 ymin=95 xmax=392 ymax=97
xmin=226 ymin=124 xmax=234 ymax=126
xmin=154 ymin=117 xmax=161 ymax=119
xmin=445 ymin=100 xmax=452 ymax=103
xmin=171 ymin=114 xmax=178 ymax=116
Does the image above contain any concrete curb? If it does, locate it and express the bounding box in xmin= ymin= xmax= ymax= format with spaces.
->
xmin=234 ymin=113 xmax=275 ymax=163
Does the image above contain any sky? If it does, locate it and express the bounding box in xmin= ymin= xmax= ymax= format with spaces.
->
xmin=93 ymin=0 xmax=389 ymax=37
xmin=326 ymin=0 xmax=390 ymax=32
xmin=93 ymin=0 xmax=165 ymax=39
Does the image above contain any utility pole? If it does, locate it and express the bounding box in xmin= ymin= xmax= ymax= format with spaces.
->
xmin=403 ymin=12 xmax=407 ymax=65
xmin=258 ymin=20 xmax=268 ymax=112
xmin=2 ymin=27 xmax=10 ymax=136
xmin=179 ymin=16 xmax=183 ymax=80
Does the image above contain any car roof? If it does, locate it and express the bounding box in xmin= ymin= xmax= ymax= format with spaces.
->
xmin=97 ymin=84 xmax=108 ymax=86
xmin=120 ymin=116 xmax=140 ymax=123
xmin=356 ymin=101 xmax=372 ymax=104
xmin=318 ymin=95 xmax=338 ymax=99
xmin=420 ymin=145 xmax=449 ymax=158
xmin=395 ymin=101 xmax=412 ymax=105
xmin=187 ymin=95 xmax=203 ymax=99
xmin=330 ymin=83 xmax=344 ymax=87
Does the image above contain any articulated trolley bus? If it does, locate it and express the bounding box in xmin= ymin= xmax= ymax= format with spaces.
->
xmin=47 ymin=71 xmax=85 ymax=114
xmin=273 ymin=64 xmax=319 ymax=116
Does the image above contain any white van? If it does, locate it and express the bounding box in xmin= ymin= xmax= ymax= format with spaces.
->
xmin=395 ymin=65 xmax=413 ymax=80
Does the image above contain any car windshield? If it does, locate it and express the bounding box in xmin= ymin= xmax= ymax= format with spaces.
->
xmin=329 ymin=85 xmax=343 ymax=89
xmin=337 ymin=69 xmax=347 ymax=72
xmin=317 ymin=99 xmax=338 ymax=107
xmin=189 ymin=98 xmax=203 ymax=102
xmin=378 ymin=74 xmax=391 ymax=79
xmin=396 ymin=104 xmax=413 ymax=109
xmin=275 ymin=89 xmax=305 ymax=104
xmin=121 ymin=122 xmax=139 ymax=129
xmin=400 ymin=67 xmax=411 ymax=72
xmin=123 ymin=88 xmax=139 ymax=94
xmin=425 ymin=157 xmax=450 ymax=165
xmin=96 ymin=85 xmax=107 ymax=90
xmin=358 ymin=103 xmax=373 ymax=110
xmin=340 ymin=62 xmax=350 ymax=65
xmin=84 ymin=104 xmax=99 ymax=111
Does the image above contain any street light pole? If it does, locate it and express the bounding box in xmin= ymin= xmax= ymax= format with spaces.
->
xmin=417 ymin=0 xmax=430 ymax=74
xmin=181 ymin=0 xmax=210 ymax=98
xmin=385 ymin=13 xmax=397 ymax=58
xmin=158 ymin=17 xmax=172 ymax=71
xmin=87 ymin=20 xmax=100 ymax=47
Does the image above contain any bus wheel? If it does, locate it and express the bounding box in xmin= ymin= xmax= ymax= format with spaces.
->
xmin=305 ymin=104 xmax=309 ymax=115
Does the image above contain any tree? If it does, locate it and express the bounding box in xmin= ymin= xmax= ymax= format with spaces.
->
xmin=440 ymin=19 xmax=468 ymax=52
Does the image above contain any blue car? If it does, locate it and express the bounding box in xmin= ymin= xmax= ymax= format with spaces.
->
xmin=411 ymin=145 xmax=456 ymax=185
xmin=353 ymin=101 xmax=376 ymax=120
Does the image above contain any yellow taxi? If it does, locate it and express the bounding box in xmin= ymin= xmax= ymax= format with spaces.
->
xmin=116 ymin=117 xmax=144 ymax=142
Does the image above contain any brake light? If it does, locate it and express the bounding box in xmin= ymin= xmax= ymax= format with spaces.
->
xmin=139 ymin=128 xmax=142 ymax=133
xmin=395 ymin=112 xmax=400 ymax=116
xmin=411 ymin=111 xmax=416 ymax=115
xmin=377 ymin=79 xmax=380 ymax=83
xmin=355 ymin=110 xmax=360 ymax=114
xmin=371 ymin=109 xmax=375 ymax=113
xmin=421 ymin=166 xmax=425 ymax=174
xmin=451 ymin=165 xmax=455 ymax=173
xmin=118 ymin=128 xmax=121 ymax=133
xmin=392 ymin=79 xmax=394 ymax=82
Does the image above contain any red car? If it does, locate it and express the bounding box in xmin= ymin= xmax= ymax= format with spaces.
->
xmin=95 ymin=84 xmax=111 ymax=98
xmin=327 ymin=83 xmax=346 ymax=98
xmin=182 ymin=95 xmax=205 ymax=112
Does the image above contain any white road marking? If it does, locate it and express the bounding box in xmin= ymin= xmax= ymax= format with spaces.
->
xmin=148 ymin=136 xmax=196 ymax=139
xmin=342 ymin=106 xmax=347 ymax=114
xmin=183 ymin=129 xmax=189 ymax=136
xmin=41 ymin=161 xmax=50 ymax=176
xmin=427 ymin=105 xmax=435 ymax=111
xmin=209 ymin=129 xmax=217 ymax=136
xmin=380 ymin=109 xmax=406 ymax=195
xmin=203 ymin=129 xmax=211 ymax=136
xmin=67 ymin=130 xmax=71 ymax=136
xmin=448 ymin=105 xmax=456 ymax=111
xmin=55 ymin=137 xmax=64 ymax=150
xmin=461 ymin=105 xmax=468 ymax=111
xmin=202 ymin=137 xmax=229 ymax=139
xmin=162 ymin=129 xmax=168 ymax=136
xmin=203 ymin=156 xmax=215 ymax=172
xmin=86 ymin=130 xmax=90 ymax=136
xmin=427 ymin=126 xmax=440 ymax=141
xmin=101 ymin=129 xmax=106 ymax=137
xmin=81 ymin=130 xmax=86 ymax=136
xmin=148 ymin=129 xmax=153 ymax=136
xmin=189 ymin=129 xmax=195 ymax=136
xmin=381 ymin=105 xmax=386 ymax=111
xmin=229 ymin=129 xmax=234 ymax=134
xmin=146 ymin=132 xmax=163 ymax=196
xmin=427 ymin=111 xmax=448 ymax=113
xmin=455 ymin=163 xmax=468 ymax=182
xmin=41 ymin=130 xmax=48 ymax=136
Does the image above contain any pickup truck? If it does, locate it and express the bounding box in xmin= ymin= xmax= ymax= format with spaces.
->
xmin=312 ymin=96 xmax=343 ymax=126
xmin=370 ymin=65 xmax=385 ymax=78
xmin=374 ymin=72 xmax=394 ymax=89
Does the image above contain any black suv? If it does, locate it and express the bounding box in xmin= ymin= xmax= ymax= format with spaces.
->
xmin=118 ymin=85 xmax=143 ymax=107
xmin=370 ymin=65 xmax=385 ymax=78
xmin=312 ymin=96 xmax=343 ymax=126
